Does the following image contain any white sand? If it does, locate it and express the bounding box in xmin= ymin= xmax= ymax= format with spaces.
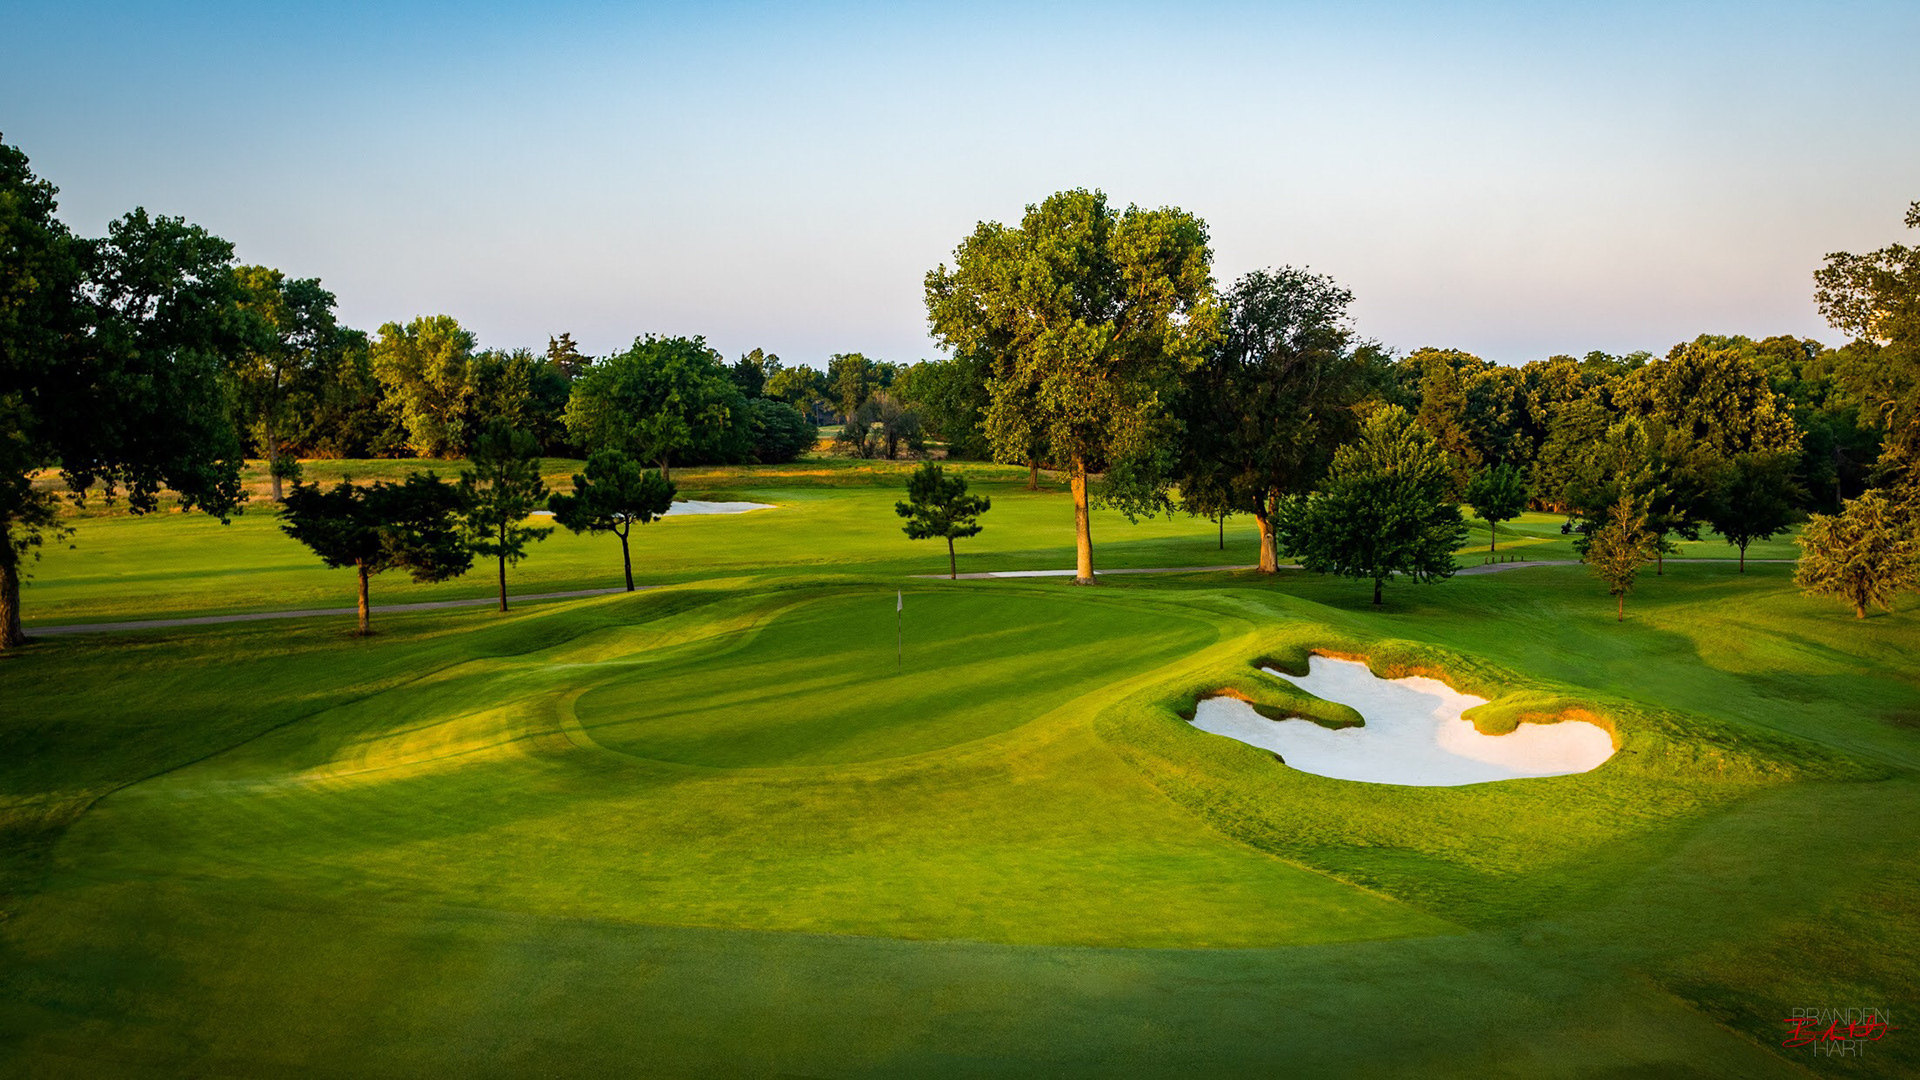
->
xmin=532 ymin=500 xmax=774 ymax=519
xmin=661 ymin=500 xmax=775 ymax=516
xmin=1190 ymin=655 xmax=1614 ymax=786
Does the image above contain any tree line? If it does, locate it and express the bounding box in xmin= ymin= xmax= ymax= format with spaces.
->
xmin=922 ymin=188 xmax=1920 ymax=615
xmin=4 ymin=129 xmax=1915 ymax=644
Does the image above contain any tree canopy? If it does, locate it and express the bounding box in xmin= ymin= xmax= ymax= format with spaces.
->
xmin=1586 ymin=493 xmax=1662 ymax=622
xmin=1464 ymin=463 xmax=1529 ymax=552
xmin=895 ymin=461 xmax=990 ymax=579
xmin=1793 ymin=489 xmax=1919 ymax=619
xmin=279 ymin=472 xmax=472 ymax=635
xmin=548 ymin=449 xmax=676 ymax=592
xmin=460 ymin=421 xmax=552 ymax=611
xmin=926 ymin=188 xmax=1221 ymax=584
xmin=562 ymin=334 xmax=747 ymax=479
xmin=1276 ymin=405 xmax=1468 ymax=605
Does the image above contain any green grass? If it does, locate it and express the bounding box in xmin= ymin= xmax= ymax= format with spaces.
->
xmin=1 ymin=458 xmax=1915 ymax=1076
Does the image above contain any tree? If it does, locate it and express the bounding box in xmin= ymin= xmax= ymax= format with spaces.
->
xmin=926 ymin=188 xmax=1221 ymax=584
xmin=1816 ymin=202 xmax=1920 ymax=522
xmin=2 ymin=137 xmax=248 ymax=649
xmin=895 ymin=461 xmax=990 ymax=579
xmin=869 ymin=390 xmax=923 ymax=460
xmin=546 ymin=333 xmax=591 ymax=380
xmin=1793 ymin=490 xmax=1919 ymax=619
xmin=829 ymin=352 xmax=876 ymax=425
xmin=765 ymin=365 xmax=829 ymax=421
xmin=547 ymin=449 xmax=676 ymax=591
xmin=1464 ymin=463 xmax=1528 ymax=552
xmin=896 ymin=355 xmax=992 ymax=460
xmin=1275 ymin=405 xmax=1468 ymax=605
xmin=1412 ymin=350 xmax=1481 ymax=488
xmin=731 ymin=348 xmax=778 ymax=399
xmin=279 ymin=473 xmax=472 ymax=635
xmin=747 ymin=398 xmax=816 ymax=464
xmin=1587 ymin=494 xmax=1661 ymax=622
xmin=228 ymin=266 xmax=340 ymax=500
xmin=1176 ymin=267 xmax=1368 ymax=572
xmin=370 ymin=315 xmax=476 ymax=457
xmin=460 ymin=421 xmax=552 ymax=611
xmin=1704 ymin=451 xmax=1803 ymax=571
xmin=562 ymin=334 xmax=747 ymax=480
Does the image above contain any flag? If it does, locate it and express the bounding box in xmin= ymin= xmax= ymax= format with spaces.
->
xmin=897 ymin=590 xmax=903 ymax=612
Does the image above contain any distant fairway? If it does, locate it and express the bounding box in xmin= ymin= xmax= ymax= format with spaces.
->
xmin=1 ymin=459 xmax=1914 ymax=1076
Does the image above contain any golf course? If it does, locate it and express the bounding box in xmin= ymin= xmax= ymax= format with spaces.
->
xmin=1 ymin=458 xmax=1913 ymax=1077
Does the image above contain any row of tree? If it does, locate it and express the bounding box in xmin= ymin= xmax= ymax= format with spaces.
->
xmin=920 ymin=188 xmax=1920 ymax=613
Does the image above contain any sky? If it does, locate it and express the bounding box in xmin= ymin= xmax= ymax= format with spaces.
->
xmin=5 ymin=0 xmax=1917 ymax=369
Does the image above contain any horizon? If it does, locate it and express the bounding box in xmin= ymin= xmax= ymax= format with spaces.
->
xmin=7 ymin=0 xmax=1917 ymax=369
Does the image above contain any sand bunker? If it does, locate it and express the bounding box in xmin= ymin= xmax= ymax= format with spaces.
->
xmin=662 ymin=500 xmax=775 ymax=516
xmin=1190 ymin=655 xmax=1614 ymax=786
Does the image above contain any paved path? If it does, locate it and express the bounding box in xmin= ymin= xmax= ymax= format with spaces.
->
xmin=29 ymin=587 xmax=640 ymax=637
xmin=924 ymin=564 xmax=1269 ymax=580
xmin=1456 ymin=557 xmax=1796 ymax=576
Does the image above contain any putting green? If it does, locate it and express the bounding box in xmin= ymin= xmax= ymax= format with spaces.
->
xmin=572 ymin=590 xmax=1218 ymax=767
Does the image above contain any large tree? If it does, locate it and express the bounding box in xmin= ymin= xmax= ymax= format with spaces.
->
xmin=460 ymin=421 xmax=552 ymax=611
xmin=2 ymin=137 xmax=247 ymax=648
xmin=547 ymin=449 xmax=676 ymax=591
xmin=926 ymin=188 xmax=1221 ymax=584
xmin=1175 ymin=267 xmax=1366 ymax=572
xmin=1275 ymin=405 xmax=1468 ymax=605
xmin=1816 ymin=201 xmax=1920 ymax=517
xmin=1794 ymin=489 xmax=1918 ymax=619
xmin=895 ymin=461 xmax=990 ymax=579
xmin=370 ymin=315 xmax=477 ymax=458
xmin=228 ymin=266 xmax=340 ymax=500
xmin=279 ymin=472 xmax=472 ymax=635
xmin=562 ymin=334 xmax=747 ymax=480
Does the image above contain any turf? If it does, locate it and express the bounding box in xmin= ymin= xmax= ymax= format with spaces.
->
xmin=1 ymin=457 xmax=1914 ymax=1077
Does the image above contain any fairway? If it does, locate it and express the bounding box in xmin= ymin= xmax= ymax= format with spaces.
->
xmin=2 ymin=465 xmax=1916 ymax=1076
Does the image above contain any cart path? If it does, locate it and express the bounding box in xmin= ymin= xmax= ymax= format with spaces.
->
xmin=29 ymin=587 xmax=641 ymax=637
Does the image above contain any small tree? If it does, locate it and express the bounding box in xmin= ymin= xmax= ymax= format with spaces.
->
xmin=895 ymin=462 xmax=990 ymax=579
xmin=1704 ymin=451 xmax=1803 ymax=572
xmin=547 ymin=450 xmax=677 ymax=591
xmin=460 ymin=421 xmax=553 ymax=611
xmin=1276 ymin=405 xmax=1468 ymax=605
xmin=280 ymin=473 xmax=472 ymax=635
xmin=1464 ymin=463 xmax=1528 ymax=552
xmin=1587 ymin=494 xmax=1661 ymax=622
xmin=1794 ymin=490 xmax=1919 ymax=618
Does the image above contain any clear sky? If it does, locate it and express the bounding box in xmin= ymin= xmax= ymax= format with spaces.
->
xmin=6 ymin=1 xmax=1917 ymax=368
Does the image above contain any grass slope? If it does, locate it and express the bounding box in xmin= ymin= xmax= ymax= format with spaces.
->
xmin=0 ymin=459 xmax=1914 ymax=1077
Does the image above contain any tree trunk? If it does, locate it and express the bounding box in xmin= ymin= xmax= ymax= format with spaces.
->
xmin=1738 ymin=543 xmax=1747 ymax=573
xmin=1254 ymin=498 xmax=1278 ymax=573
xmin=356 ymin=564 xmax=371 ymax=636
xmin=1373 ymin=577 xmax=1383 ymax=606
xmin=267 ymin=422 xmax=282 ymax=503
xmin=497 ymin=552 xmax=508 ymax=612
xmin=1855 ymin=599 xmax=1867 ymax=619
xmin=1488 ymin=518 xmax=1496 ymax=553
xmin=1218 ymin=514 xmax=1224 ymax=550
xmin=619 ymin=527 xmax=635 ymax=592
xmin=0 ymin=559 xmax=25 ymax=650
xmin=947 ymin=536 xmax=957 ymax=580
xmin=659 ymin=456 xmax=671 ymax=483
xmin=1027 ymin=460 xmax=1039 ymax=491
xmin=1617 ymin=594 xmax=1625 ymax=622
xmin=1070 ymin=461 xmax=1095 ymax=585
xmin=1657 ymin=546 xmax=1663 ymax=576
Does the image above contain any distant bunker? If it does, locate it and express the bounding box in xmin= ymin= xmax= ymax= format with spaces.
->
xmin=1191 ymin=655 xmax=1615 ymax=786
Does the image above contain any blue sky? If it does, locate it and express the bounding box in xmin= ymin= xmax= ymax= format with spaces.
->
xmin=6 ymin=1 xmax=1917 ymax=367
